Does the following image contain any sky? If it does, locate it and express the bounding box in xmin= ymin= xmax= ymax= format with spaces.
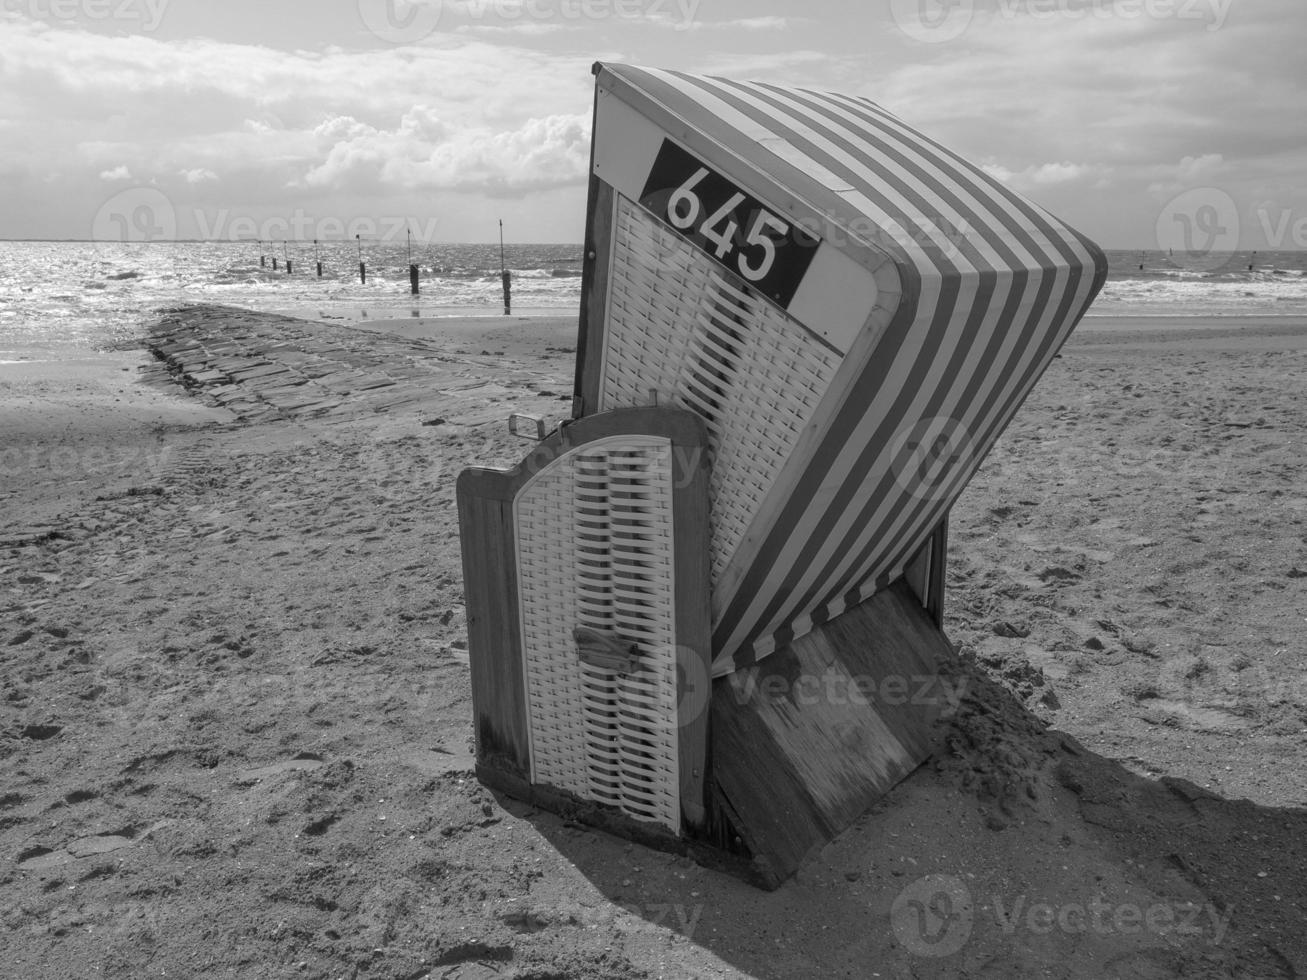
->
xmin=0 ymin=0 xmax=1303 ymax=248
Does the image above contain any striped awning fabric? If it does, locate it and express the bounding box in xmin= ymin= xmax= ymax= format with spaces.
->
xmin=589 ymin=64 xmax=1108 ymax=674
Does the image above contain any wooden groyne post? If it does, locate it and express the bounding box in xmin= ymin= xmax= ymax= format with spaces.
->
xmin=500 ymin=219 xmax=510 ymax=315
xmin=408 ymin=228 xmax=419 ymax=295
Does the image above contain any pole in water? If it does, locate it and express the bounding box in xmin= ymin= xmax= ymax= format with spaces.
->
xmin=357 ymin=234 xmax=366 ymax=284
xmin=284 ymin=241 xmax=292 ymax=275
xmin=500 ymin=219 xmax=510 ymax=315
xmin=1249 ymin=250 xmax=1257 ymax=272
xmin=408 ymin=227 xmax=418 ymax=295
xmin=315 ymin=238 xmax=323 ymax=278
xmin=272 ymin=256 xmax=279 ymax=272
xmin=259 ymin=239 xmax=266 ymax=268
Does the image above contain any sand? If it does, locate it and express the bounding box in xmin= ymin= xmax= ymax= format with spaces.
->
xmin=2 ymin=307 xmax=1306 ymax=979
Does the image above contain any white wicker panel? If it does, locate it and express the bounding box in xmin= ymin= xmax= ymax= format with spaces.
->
xmin=601 ymin=197 xmax=841 ymax=584
xmin=515 ymin=436 xmax=681 ymax=832
xmin=516 ymin=466 xmax=590 ymax=797
xmin=602 ymin=201 xmax=714 ymax=408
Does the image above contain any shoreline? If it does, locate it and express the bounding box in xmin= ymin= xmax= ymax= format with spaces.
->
xmin=1075 ymin=312 xmax=1307 ymax=331
xmin=1069 ymin=313 xmax=1307 ymax=350
xmin=4 ymin=309 xmax=1305 ymax=429
xmin=4 ymin=308 xmax=1307 ymax=367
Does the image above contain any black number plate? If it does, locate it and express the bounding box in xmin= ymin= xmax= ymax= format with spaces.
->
xmin=639 ymin=139 xmax=819 ymax=309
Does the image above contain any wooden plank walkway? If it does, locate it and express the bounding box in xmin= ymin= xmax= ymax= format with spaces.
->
xmin=140 ymin=305 xmax=569 ymax=425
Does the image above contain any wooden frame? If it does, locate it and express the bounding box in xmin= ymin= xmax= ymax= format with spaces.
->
xmin=572 ymin=176 xmax=614 ymax=420
xmin=903 ymin=513 xmax=950 ymax=627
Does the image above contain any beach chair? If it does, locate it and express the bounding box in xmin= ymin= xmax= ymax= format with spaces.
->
xmin=458 ymin=63 xmax=1108 ymax=887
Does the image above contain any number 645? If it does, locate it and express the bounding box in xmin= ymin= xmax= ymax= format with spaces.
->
xmin=666 ymin=167 xmax=789 ymax=283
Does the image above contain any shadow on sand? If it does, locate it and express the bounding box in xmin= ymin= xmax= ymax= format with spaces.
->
xmin=502 ymin=663 xmax=1307 ymax=979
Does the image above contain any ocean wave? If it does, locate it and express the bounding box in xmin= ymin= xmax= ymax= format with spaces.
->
xmin=4 ymin=241 xmax=1305 ymax=351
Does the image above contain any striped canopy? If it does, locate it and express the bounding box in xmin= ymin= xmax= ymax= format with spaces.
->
xmin=582 ymin=64 xmax=1108 ymax=674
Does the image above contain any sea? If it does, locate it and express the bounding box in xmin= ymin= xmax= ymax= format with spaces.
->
xmin=1 ymin=241 xmax=1305 ymax=361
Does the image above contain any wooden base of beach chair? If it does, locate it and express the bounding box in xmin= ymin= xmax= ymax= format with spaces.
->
xmin=707 ymin=578 xmax=955 ymax=889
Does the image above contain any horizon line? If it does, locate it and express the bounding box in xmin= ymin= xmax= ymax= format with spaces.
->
xmin=3 ymin=239 xmax=1306 ymax=253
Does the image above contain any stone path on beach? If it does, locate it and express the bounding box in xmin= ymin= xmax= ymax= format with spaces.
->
xmin=141 ymin=304 xmax=571 ymax=426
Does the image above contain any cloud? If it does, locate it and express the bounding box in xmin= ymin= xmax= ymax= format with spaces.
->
xmin=301 ymin=108 xmax=591 ymax=195
xmin=874 ymin=0 xmax=1305 ymax=169
xmin=455 ymin=21 xmax=570 ymax=35
xmin=1143 ymin=153 xmax=1228 ymax=195
xmin=1177 ymin=153 xmax=1225 ymax=182
xmin=731 ymin=16 xmax=793 ymax=30
xmin=1029 ymin=162 xmax=1094 ymax=185
xmin=2 ymin=0 xmax=1301 ymax=246
xmin=0 ymin=15 xmax=596 ymax=203
xmin=0 ymin=15 xmax=592 ymax=127
xmin=982 ymin=160 xmax=1102 ymax=189
xmin=313 ymin=116 xmax=378 ymax=143
xmin=243 ymin=117 xmax=285 ymax=136
xmin=432 ymin=0 xmax=705 ymax=33
xmin=700 ymin=49 xmax=852 ymax=82
xmin=676 ymin=15 xmax=796 ymax=32
xmin=866 ymin=0 xmax=1306 ymax=246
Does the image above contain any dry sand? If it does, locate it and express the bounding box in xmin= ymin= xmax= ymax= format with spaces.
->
xmin=2 ymin=307 xmax=1305 ymax=979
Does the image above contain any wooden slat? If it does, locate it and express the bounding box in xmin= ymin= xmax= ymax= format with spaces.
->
xmin=928 ymin=513 xmax=949 ymax=627
xmin=710 ymin=579 xmax=954 ymax=887
xmin=572 ymin=70 xmax=606 ymax=420
xmin=671 ymin=430 xmax=712 ymax=833
xmin=901 ymin=512 xmax=949 ymax=624
xmin=574 ymin=178 xmax=615 ymax=419
xmin=455 ymin=487 xmax=530 ymax=776
xmin=902 ymin=533 xmax=931 ymax=611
